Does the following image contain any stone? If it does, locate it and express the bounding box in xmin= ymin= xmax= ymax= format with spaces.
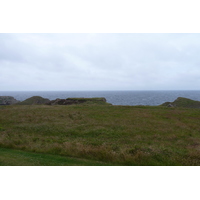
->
xmin=0 ymin=96 xmax=20 ymax=105
xmin=46 ymin=97 xmax=109 ymax=105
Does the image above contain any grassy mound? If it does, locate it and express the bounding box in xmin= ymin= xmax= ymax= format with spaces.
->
xmin=161 ymin=97 xmax=200 ymax=108
xmin=18 ymin=96 xmax=50 ymax=105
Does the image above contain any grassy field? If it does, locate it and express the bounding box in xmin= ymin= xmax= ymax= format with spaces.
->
xmin=1 ymin=104 xmax=200 ymax=165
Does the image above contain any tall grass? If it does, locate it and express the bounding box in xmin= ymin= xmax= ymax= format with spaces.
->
xmin=1 ymin=104 xmax=200 ymax=165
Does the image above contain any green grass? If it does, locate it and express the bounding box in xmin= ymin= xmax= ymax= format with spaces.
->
xmin=1 ymin=104 xmax=200 ymax=165
xmin=0 ymin=147 xmax=110 ymax=166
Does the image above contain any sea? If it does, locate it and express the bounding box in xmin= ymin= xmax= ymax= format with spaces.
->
xmin=1 ymin=90 xmax=200 ymax=106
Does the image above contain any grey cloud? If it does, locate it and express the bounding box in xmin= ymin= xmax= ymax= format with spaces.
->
xmin=1 ymin=33 xmax=200 ymax=91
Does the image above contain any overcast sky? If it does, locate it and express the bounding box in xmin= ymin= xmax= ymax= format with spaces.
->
xmin=1 ymin=33 xmax=200 ymax=91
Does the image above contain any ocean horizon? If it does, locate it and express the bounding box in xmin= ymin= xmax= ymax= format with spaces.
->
xmin=1 ymin=90 xmax=200 ymax=106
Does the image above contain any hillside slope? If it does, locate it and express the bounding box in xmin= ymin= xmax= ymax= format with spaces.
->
xmin=17 ymin=96 xmax=50 ymax=105
xmin=161 ymin=97 xmax=200 ymax=108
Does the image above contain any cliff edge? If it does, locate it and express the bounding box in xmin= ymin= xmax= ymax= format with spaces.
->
xmin=0 ymin=96 xmax=20 ymax=105
xmin=161 ymin=97 xmax=200 ymax=108
xmin=46 ymin=97 xmax=111 ymax=105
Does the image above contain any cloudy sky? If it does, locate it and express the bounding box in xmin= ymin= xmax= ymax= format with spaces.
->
xmin=1 ymin=33 xmax=200 ymax=91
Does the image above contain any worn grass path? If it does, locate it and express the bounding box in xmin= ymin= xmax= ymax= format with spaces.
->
xmin=0 ymin=147 xmax=110 ymax=166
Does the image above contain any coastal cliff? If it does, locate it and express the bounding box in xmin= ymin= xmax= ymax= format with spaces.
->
xmin=161 ymin=97 xmax=200 ymax=108
xmin=0 ymin=96 xmax=19 ymax=105
xmin=2 ymin=95 xmax=200 ymax=108
xmin=46 ymin=97 xmax=110 ymax=105
xmin=0 ymin=96 xmax=110 ymax=106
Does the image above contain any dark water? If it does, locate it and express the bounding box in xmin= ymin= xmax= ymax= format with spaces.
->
xmin=1 ymin=90 xmax=200 ymax=106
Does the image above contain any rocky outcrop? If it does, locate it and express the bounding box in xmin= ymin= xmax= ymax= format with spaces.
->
xmin=46 ymin=97 xmax=109 ymax=105
xmin=161 ymin=97 xmax=200 ymax=108
xmin=18 ymin=96 xmax=50 ymax=105
xmin=0 ymin=96 xmax=110 ymax=106
xmin=0 ymin=96 xmax=20 ymax=105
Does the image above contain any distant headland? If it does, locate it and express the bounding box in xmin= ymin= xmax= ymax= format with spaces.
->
xmin=0 ymin=96 xmax=111 ymax=106
xmin=1 ymin=95 xmax=200 ymax=108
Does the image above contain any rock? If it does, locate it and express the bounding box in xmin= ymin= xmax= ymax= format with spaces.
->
xmin=167 ymin=103 xmax=174 ymax=108
xmin=18 ymin=96 xmax=50 ymax=105
xmin=46 ymin=97 xmax=110 ymax=105
xmin=0 ymin=96 xmax=20 ymax=105
xmin=161 ymin=97 xmax=200 ymax=108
